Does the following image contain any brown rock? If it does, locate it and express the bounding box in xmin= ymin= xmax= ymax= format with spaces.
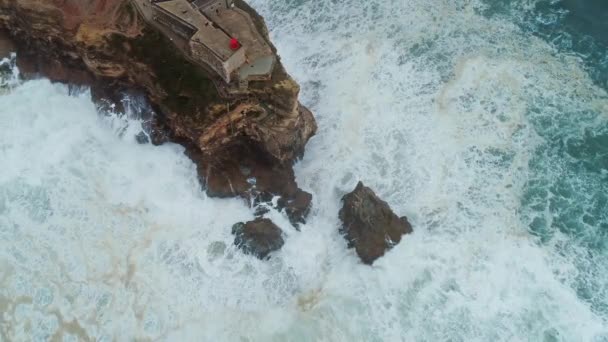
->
xmin=232 ymin=218 xmax=284 ymax=260
xmin=339 ymin=182 xmax=413 ymax=264
xmin=0 ymin=0 xmax=316 ymax=221
xmin=0 ymin=29 xmax=14 ymax=58
xmin=277 ymin=189 xmax=313 ymax=226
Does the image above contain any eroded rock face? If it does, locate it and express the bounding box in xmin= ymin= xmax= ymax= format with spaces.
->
xmin=0 ymin=0 xmax=316 ymax=223
xmin=339 ymin=182 xmax=413 ymax=264
xmin=0 ymin=29 xmax=14 ymax=58
xmin=232 ymin=218 xmax=284 ymax=259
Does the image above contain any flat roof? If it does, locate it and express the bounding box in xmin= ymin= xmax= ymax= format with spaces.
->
xmin=205 ymin=7 xmax=272 ymax=63
xmin=205 ymin=7 xmax=274 ymax=77
xmin=155 ymin=0 xmax=234 ymax=61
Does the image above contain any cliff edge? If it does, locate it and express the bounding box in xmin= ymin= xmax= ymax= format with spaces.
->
xmin=0 ymin=0 xmax=317 ymax=223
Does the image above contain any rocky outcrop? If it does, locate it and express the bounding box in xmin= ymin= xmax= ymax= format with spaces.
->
xmin=339 ymin=182 xmax=413 ymax=264
xmin=277 ymin=190 xmax=312 ymax=226
xmin=247 ymin=186 xmax=312 ymax=227
xmin=0 ymin=0 xmax=316 ymax=223
xmin=232 ymin=218 xmax=284 ymax=259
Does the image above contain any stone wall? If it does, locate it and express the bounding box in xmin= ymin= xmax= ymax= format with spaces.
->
xmin=194 ymin=0 xmax=233 ymax=15
xmin=190 ymin=39 xmax=228 ymax=82
xmin=223 ymin=47 xmax=245 ymax=83
xmin=151 ymin=4 xmax=196 ymax=39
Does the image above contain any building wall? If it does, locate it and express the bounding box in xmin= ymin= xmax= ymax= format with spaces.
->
xmin=194 ymin=0 xmax=231 ymax=13
xmin=189 ymin=41 xmax=246 ymax=84
xmin=223 ymin=48 xmax=246 ymax=83
xmin=150 ymin=0 xmax=246 ymax=85
xmin=189 ymin=40 xmax=231 ymax=82
xmin=151 ymin=5 xmax=196 ymax=39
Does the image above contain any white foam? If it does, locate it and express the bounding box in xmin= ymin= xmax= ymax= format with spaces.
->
xmin=1 ymin=0 xmax=608 ymax=340
xmin=0 ymin=53 xmax=19 ymax=90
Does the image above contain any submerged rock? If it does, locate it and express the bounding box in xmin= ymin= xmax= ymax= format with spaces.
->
xmin=246 ymin=188 xmax=312 ymax=228
xmin=134 ymin=131 xmax=149 ymax=144
xmin=339 ymin=182 xmax=413 ymax=264
xmin=277 ymin=189 xmax=313 ymax=227
xmin=232 ymin=218 xmax=284 ymax=259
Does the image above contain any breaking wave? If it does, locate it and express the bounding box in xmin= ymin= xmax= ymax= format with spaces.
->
xmin=1 ymin=0 xmax=607 ymax=340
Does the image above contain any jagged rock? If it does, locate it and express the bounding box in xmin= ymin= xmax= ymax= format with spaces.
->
xmin=134 ymin=131 xmax=149 ymax=144
xmin=232 ymin=218 xmax=284 ymax=259
xmin=143 ymin=116 xmax=171 ymax=146
xmin=249 ymin=190 xmax=274 ymax=217
xmin=0 ymin=0 xmax=316 ymax=221
xmin=339 ymin=182 xmax=413 ymax=264
xmin=246 ymin=188 xmax=312 ymax=227
xmin=278 ymin=189 xmax=313 ymax=226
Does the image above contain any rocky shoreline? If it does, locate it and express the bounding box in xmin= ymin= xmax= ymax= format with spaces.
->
xmin=0 ymin=0 xmax=316 ymax=225
xmin=0 ymin=0 xmax=412 ymax=265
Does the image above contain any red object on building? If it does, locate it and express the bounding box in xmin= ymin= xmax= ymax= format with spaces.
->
xmin=229 ymin=38 xmax=240 ymax=50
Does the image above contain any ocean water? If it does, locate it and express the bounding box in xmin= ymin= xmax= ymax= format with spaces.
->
xmin=0 ymin=0 xmax=607 ymax=340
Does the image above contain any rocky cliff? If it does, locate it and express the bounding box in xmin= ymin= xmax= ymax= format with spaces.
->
xmin=0 ymin=0 xmax=317 ymax=222
xmin=339 ymin=182 xmax=413 ymax=264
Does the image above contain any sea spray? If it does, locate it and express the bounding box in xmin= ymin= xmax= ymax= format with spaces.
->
xmin=253 ymin=0 xmax=608 ymax=339
xmin=1 ymin=0 xmax=607 ymax=340
xmin=0 ymin=53 xmax=19 ymax=90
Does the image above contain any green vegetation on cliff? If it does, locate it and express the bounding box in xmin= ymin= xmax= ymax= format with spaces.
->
xmin=109 ymin=25 xmax=219 ymax=116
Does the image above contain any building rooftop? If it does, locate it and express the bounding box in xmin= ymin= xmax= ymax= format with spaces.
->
xmin=204 ymin=6 xmax=274 ymax=77
xmin=134 ymin=0 xmax=275 ymax=88
xmin=155 ymin=0 xmax=234 ymax=61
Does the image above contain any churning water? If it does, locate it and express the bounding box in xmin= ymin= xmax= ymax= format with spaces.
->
xmin=1 ymin=0 xmax=607 ymax=340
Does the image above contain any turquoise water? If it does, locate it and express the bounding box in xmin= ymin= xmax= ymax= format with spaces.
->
xmin=483 ymin=0 xmax=608 ymax=89
xmin=485 ymin=0 xmax=608 ymax=317
xmin=0 ymin=0 xmax=607 ymax=340
xmin=251 ymin=0 xmax=608 ymax=338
